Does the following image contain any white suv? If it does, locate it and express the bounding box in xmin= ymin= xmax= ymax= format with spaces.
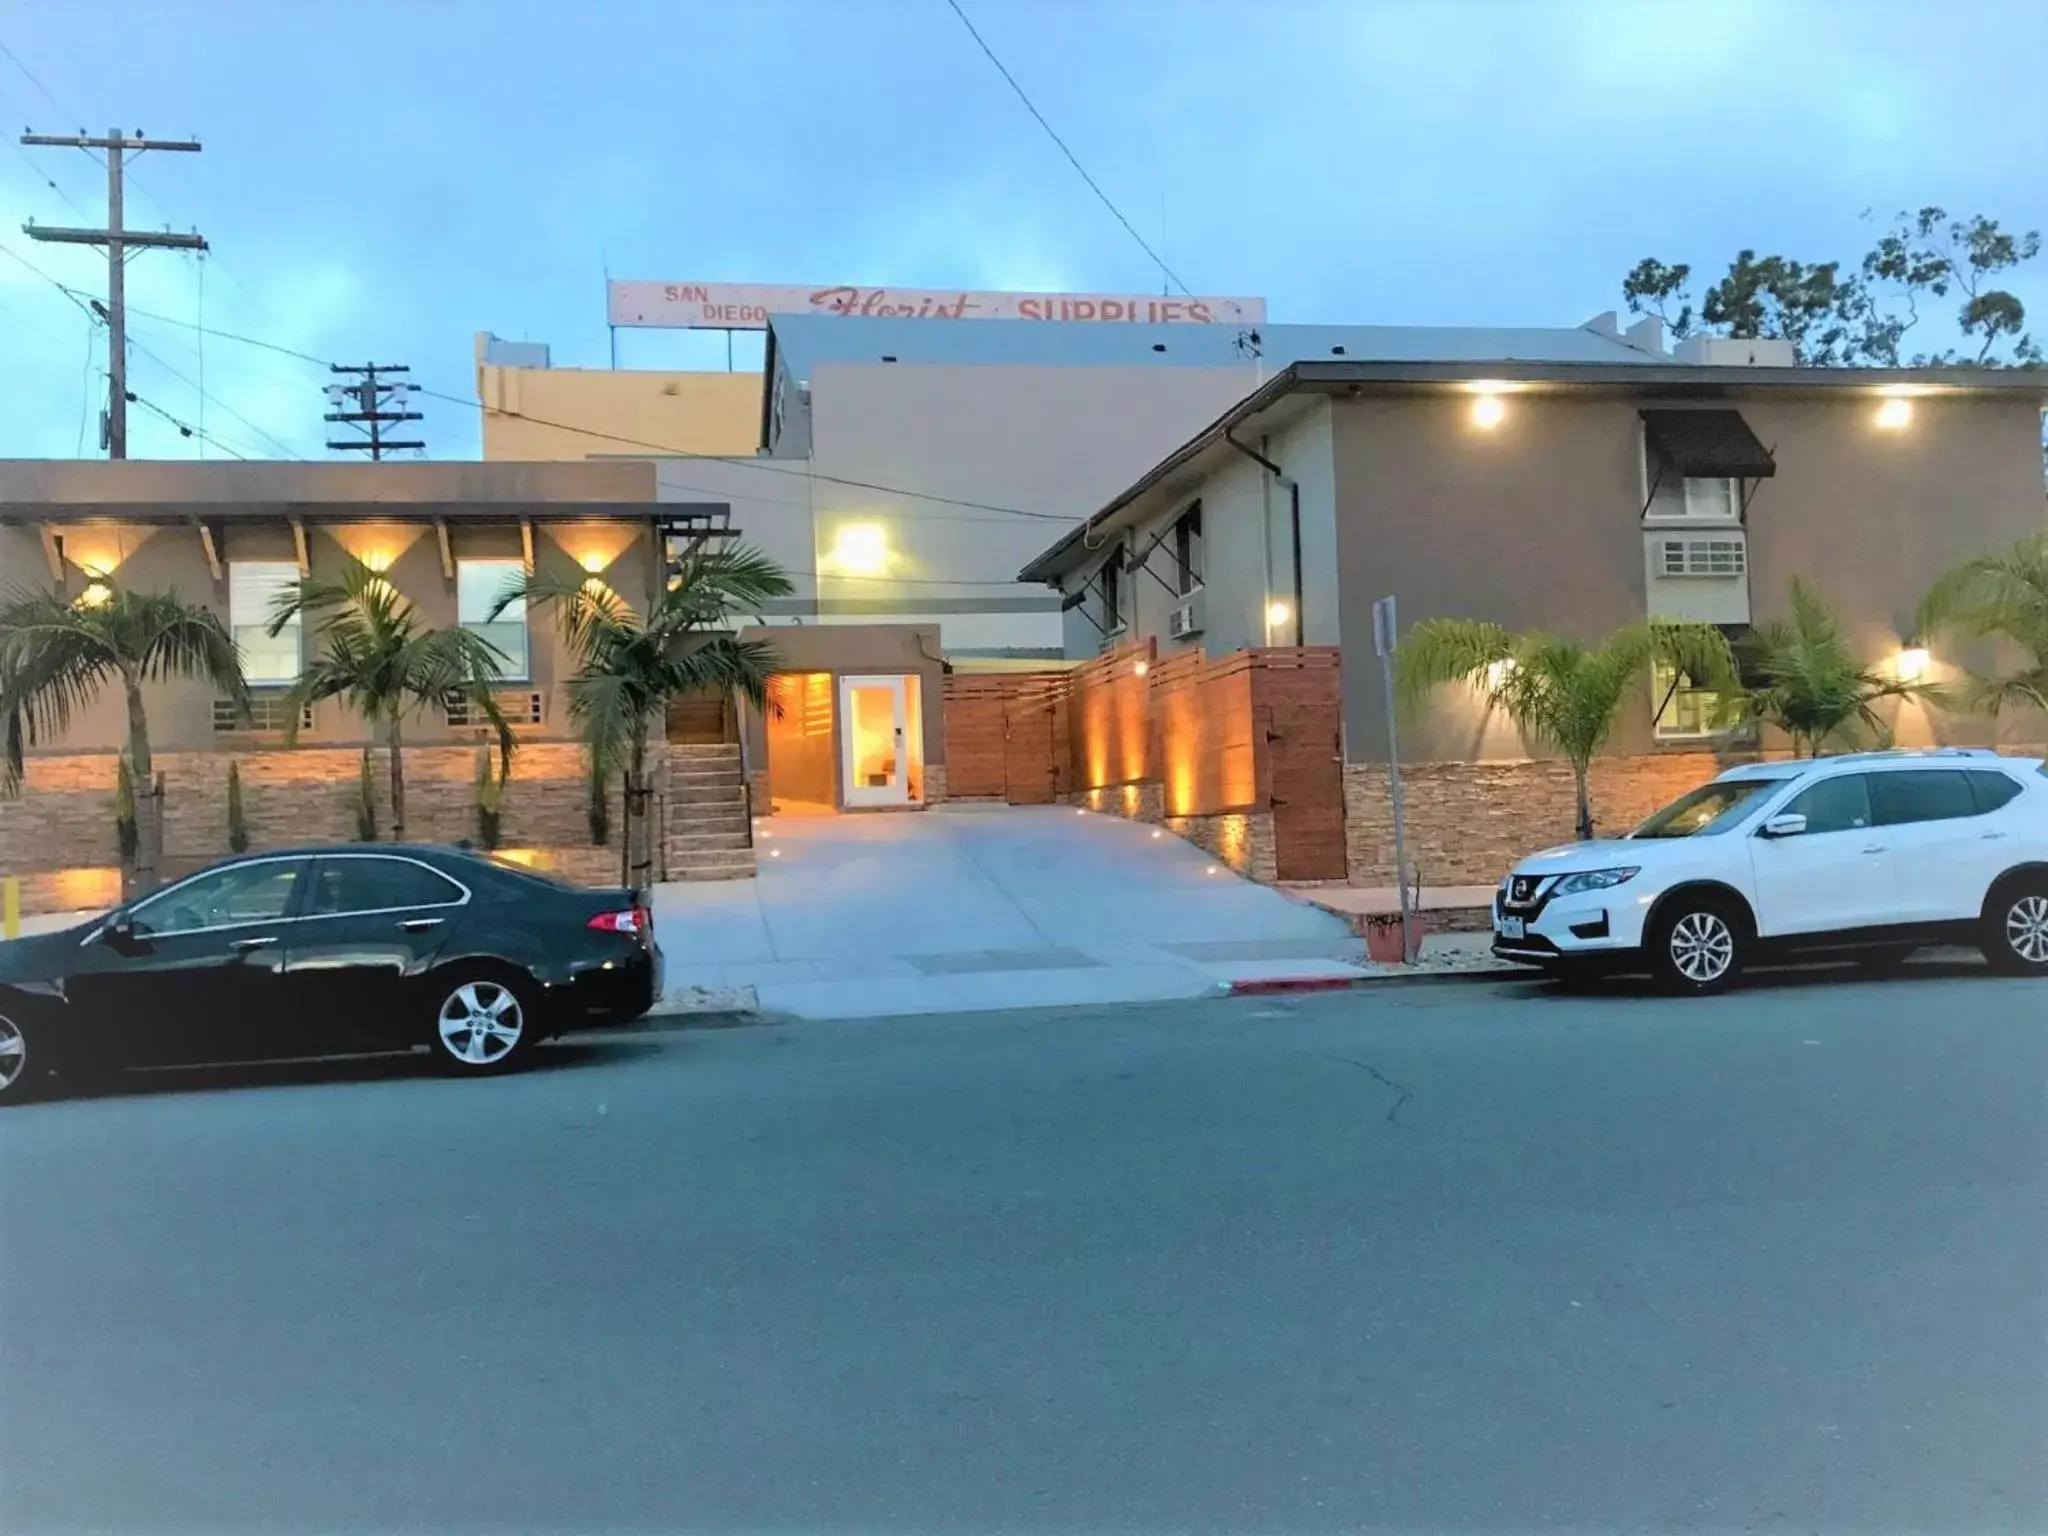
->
xmin=1492 ymin=749 xmax=2048 ymax=992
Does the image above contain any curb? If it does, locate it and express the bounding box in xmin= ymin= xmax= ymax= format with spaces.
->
xmin=1229 ymin=965 xmax=1530 ymax=996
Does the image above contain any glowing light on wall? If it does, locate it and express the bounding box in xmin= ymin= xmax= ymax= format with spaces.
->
xmin=826 ymin=523 xmax=891 ymax=578
xmin=1471 ymin=393 xmax=1506 ymax=430
xmin=1875 ymin=397 xmax=1913 ymax=429
xmin=580 ymin=551 xmax=610 ymax=574
xmin=1894 ymin=645 xmax=1931 ymax=682
xmin=1483 ymin=658 xmax=1518 ymax=693
xmin=1265 ymin=599 xmax=1293 ymax=630
xmin=76 ymin=581 xmax=112 ymax=609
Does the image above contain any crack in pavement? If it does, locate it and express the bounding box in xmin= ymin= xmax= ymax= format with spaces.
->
xmin=1286 ymin=1047 xmax=1416 ymax=1129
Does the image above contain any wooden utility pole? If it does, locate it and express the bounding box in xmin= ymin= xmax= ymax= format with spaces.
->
xmin=325 ymin=363 xmax=424 ymax=459
xmin=19 ymin=130 xmax=206 ymax=459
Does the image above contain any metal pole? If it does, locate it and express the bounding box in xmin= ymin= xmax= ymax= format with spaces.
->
xmin=1373 ymin=596 xmax=1414 ymax=962
xmin=105 ymin=131 xmax=126 ymax=458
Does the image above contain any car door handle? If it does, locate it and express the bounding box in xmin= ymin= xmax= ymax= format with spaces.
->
xmin=1981 ymin=831 xmax=2009 ymax=841
xmin=1860 ymin=844 xmax=1887 ymax=855
xmin=397 ymin=917 xmax=444 ymax=932
xmin=229 ymin=935 xmax=278 ymax=951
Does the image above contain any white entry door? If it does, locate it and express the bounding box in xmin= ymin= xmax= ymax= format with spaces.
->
xmin=839 ymin=675 xmax=911 ymax=807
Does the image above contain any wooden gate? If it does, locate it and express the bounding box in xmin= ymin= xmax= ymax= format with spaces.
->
xmin=943 ymin=673 xmax=1066 ymax=803
xmin=1253 ymin=652 xmax=1347 ymax=881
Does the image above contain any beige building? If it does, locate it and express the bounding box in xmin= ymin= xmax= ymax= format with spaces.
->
xmin=475 ymin=334 xmax=759 ymax=461
xmin=1021 ymin=357 xmax=2048 ymax=883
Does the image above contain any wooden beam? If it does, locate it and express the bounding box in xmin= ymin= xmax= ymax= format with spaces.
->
xmin=38 ymin=525 xmax=63 ymax=584
xmin=289 ymin=518 xmax=311 ymax=576
xmin=519 ymin=517 xmax=535 ymax=576
xmin=194 ymin=520 xmax=223 ymax=582
xmin=434 ymin=517 xmax=455 ymax=581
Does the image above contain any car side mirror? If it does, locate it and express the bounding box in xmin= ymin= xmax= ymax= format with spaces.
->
xmin=1760 ymin=813 xmax=1808 ymax=839
xmin=96 ymin=910 xmax=135 ymax=946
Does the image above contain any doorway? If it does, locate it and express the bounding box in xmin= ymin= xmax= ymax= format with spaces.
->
xmin=839 ymin=674 xmax=924 ymax=807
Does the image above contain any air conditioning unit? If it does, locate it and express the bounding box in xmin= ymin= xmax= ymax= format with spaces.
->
xmin=1168 ymin=596 xmax=1205 ymax=639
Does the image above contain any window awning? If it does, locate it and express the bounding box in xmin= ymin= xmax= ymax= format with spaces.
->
xmin=1641 ymin=409 xmax=1776 ymax=478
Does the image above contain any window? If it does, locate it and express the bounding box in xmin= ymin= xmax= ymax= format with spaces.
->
xmin=446 ymin=690 xmax=544 ymax=727
xmin=1629 ymin=778 xmax=1778 ymax=838
xmin=457 ymin=559 xmax=528 ymax=679
xmin=1652 ymin=661 xmax=1739 ymax=741
xmin=1968 ymin=770 xmax=2024 ymax=814
xmin=230 ymin=562 xmax=301 ymax=684
xmin=1658 ymin=537 xmax=1747 ymax=578
xmin=130 ymin=859 xmax=302 ymax=936
xmin=1785 ymin=774 xmax=1874 ymax=835
xmin=1682 ymin=477 xmax=1739 ymax=520
xmin=1869 ymin=769 xmax=1978 ymax=826
xmin=1171 ymin=504 xmax=1203 ymax=597
xmin=305 ymin=856 xmax=464 ymax=916
xmin=213 ymin=696 xmax=312 ymax=734
xmin=1100 ymin=554 xmax=1123 ymax=632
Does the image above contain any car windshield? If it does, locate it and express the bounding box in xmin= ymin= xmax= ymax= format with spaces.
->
xmin=1629 ymin=779 xmax=1781 ymax=838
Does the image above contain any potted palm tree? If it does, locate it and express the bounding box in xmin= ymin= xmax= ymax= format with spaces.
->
xmin=0 ymin=580 xmax=248 ymax=889
xmin=1397 ymin=616 xmax=1738 ymax=842
xmin=267 ymin=558 xmax=513 ymax=843
xmin=1742 ymin=578 xmax=1943 ymax=755
xmin=502 ymin=546 xmax=792 ymax=892
xmin=1916 ymin=534 xmax=2048 ymax=725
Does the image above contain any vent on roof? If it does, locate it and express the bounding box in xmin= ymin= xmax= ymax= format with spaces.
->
xmin=1331 ymin=345 xmax=1347 ymax=355
xmin=1151 ymin=343 xmax=1166 ymax=353
xmin=880 ymin=355 xmax=897 ymax=363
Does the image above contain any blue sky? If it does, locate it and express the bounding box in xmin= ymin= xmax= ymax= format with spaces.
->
xmin=2 ymin=0 xmax=2043 ymax=461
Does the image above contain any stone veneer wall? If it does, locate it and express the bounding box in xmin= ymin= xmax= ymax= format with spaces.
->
xmin=1061 ymin=781 xmax=1276 ymax=881
xmin=922 ymin=762 xmax=947 ymax=806
xmin=0 ymin=742 xmax=638 ymax=897
xmin=1341 ymin=747 xmax=2048 ymax=885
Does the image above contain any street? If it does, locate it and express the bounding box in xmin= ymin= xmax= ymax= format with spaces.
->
xmin=2 ymin=969 xmax=2043 ymax=1533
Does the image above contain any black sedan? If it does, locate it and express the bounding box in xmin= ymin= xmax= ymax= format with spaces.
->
xmin=0 ymin=845 xmax=663 ymax=1103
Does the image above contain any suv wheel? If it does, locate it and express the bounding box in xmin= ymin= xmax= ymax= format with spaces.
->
xmin=1985 ymin=881 xmax=2048 ymax=976
xmin=1649 ymin=896 xmax=1745 ymax=994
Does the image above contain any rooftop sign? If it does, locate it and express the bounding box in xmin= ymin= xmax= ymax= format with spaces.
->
xmin=607 ymin=280 xmax=1265 ymax=330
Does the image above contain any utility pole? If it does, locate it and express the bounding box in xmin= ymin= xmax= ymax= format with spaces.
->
xmin=325 ymin=364 xmax=423 ymax=459
xmin=20 ymin=130 xmax=206 ymax=459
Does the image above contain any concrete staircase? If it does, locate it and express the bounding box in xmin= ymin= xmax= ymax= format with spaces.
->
xmin=665 ymin=743 xmax=757 ymax=881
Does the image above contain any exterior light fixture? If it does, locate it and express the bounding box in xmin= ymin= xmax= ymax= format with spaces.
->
xmin=1133 ymin=658 xmax=1149 ymax=677
xmin=1875 ymin=397 xmax=1913 ymax=429
xmin=827 ymin=523 xmax=891 ymax=578
xmin=76 ymin=581 xmax=112 ymax=609
xmin=580 ymin=551 xmax=610 ymax=574
xmin=1894 ymin=645 xmax=1931 ymax=682
xmin=1265 ymin=599 xmax=1293 ymax=630
xmin=1471 ymin=393 xmax=1505 ymax=430
xmin=1483 ymin=658 xmax=1518 ymax=692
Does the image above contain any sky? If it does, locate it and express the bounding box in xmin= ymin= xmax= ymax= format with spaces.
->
xmin=1 ymin=0 xmax=2043 ymax=462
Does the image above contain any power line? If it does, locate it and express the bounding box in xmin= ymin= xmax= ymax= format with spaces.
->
xmin=941 ymin=0 xmax=1193 ymax=299
xmin=0 ymin=38 xmax=75 ymax=124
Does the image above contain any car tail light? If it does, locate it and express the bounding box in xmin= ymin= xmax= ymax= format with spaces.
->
xmin=587 ymin=909 xmax=647 ymax=934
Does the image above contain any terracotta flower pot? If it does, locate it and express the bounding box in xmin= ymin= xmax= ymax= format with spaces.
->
xmin=1364 ymin=913 xmax=1409 ymax=963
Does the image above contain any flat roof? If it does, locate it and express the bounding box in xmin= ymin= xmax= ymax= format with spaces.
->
xmin=1018 ymin=359 xmax=2048 ymax=583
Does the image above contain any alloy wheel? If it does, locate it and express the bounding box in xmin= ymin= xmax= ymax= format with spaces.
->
xmin=2005 ymin=894 xmax=2048 ymax=965
xmin=437 ymin=981 xmax=524 ymax=1066
xmin=1668 ymin=910 xmax=1735 ymax=984
xmin=0 ymin=1015 xmax=24 ymax=1093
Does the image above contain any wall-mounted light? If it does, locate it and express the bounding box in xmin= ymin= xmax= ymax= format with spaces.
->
xmin=1265 ymin=598 xmax=1293 ymax=630
xmin=1894 ymin=644 xmax=1931 ymax=682
xmin=826 ymin=523 xmax=891 ymax=578
xmin=76 ymin=580 xmax=112 ymax=609
xmin=580 ymin=551 xmax=610 ymax=575
xmin=1133 ymin=658 xmax=1149 ymax=677
xmin=1471 ymin=393 xmax=1506 ymax=430
xmin=1875 ymin=396 xmax=1913 ymax=430
xmin=1483 ymin=658 xmax=1518 ymax=692
xmin=360 ymin=548 xmax=395 ymax=574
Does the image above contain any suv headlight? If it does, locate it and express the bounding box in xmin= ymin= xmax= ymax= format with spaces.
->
xmin=1552 ymin=867 xmax=1639 ymax=896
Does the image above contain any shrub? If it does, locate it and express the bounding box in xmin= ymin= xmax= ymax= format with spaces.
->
xmin=226 ymin=760 xmax=250 ymax=854
xmin=355 ymin=748 xmax=378 ymax=842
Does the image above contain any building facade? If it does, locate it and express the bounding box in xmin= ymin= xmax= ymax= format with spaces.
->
xmin=1020 ymin=358 xmax=2048 ymax=884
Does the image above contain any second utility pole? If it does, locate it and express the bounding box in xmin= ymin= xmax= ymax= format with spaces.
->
xmin=20 ymin=129 xmax=207 ymax=459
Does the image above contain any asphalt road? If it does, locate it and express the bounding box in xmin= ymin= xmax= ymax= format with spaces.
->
xmin=2 ymin=967 xmax=2043 ymax=1534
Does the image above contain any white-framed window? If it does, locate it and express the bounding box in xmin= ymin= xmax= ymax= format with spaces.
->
xmin=1171 ymin=503 xmax=1203 ymax=597
xmin=1681 ymin=476 xmax=1739 ymax=520
xmin=1099 ymin=551 xmax=1124 ymax=633
xmin=457 ymin=558 xmax=528 ymax=679
xmin=229 ymin=561 xmax=302 ymax=684
xmin=1652 ymin=660 xmax=1740 ymax=741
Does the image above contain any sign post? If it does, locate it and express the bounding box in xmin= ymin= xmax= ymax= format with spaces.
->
xmin=1371 ymin=596 xmax=1414 ymax=962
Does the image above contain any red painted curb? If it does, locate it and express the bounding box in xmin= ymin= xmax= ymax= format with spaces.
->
xmin=1227 ymin=975 xmax=1366 ymax=996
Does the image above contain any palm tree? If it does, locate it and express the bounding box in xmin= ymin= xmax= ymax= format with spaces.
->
xmin=505 ymin=546 xmax=792 ymax=891
xmin=0 ymin=579 xmax=248 ymax=888
xmin=1397 ymin=617 xmax=1737 ymax=841
xmin=268 ymin=558 xmax=513 ymax=843
xmin=1916 ymin=534 xmax=2048 ymax=723
xmin=1741 ymin=577 xmax=1942 ymax=756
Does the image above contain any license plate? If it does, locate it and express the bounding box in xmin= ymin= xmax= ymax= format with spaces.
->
xmin=1497 ymin=916 xmax=1526 ymax=940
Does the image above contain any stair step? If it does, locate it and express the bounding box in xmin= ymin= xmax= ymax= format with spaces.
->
xmin=669 ymin=832 xmax=752 ymax=851
xmin=668 ymin=745 xmax=742 ymax=760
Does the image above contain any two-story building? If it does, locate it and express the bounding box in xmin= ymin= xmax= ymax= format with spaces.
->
xmin=1018 ymin=345 xmax=2048 ymax=885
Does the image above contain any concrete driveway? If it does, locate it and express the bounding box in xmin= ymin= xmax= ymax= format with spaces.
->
xmin=651 ymin=804 xmax=1368 ymax=1018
